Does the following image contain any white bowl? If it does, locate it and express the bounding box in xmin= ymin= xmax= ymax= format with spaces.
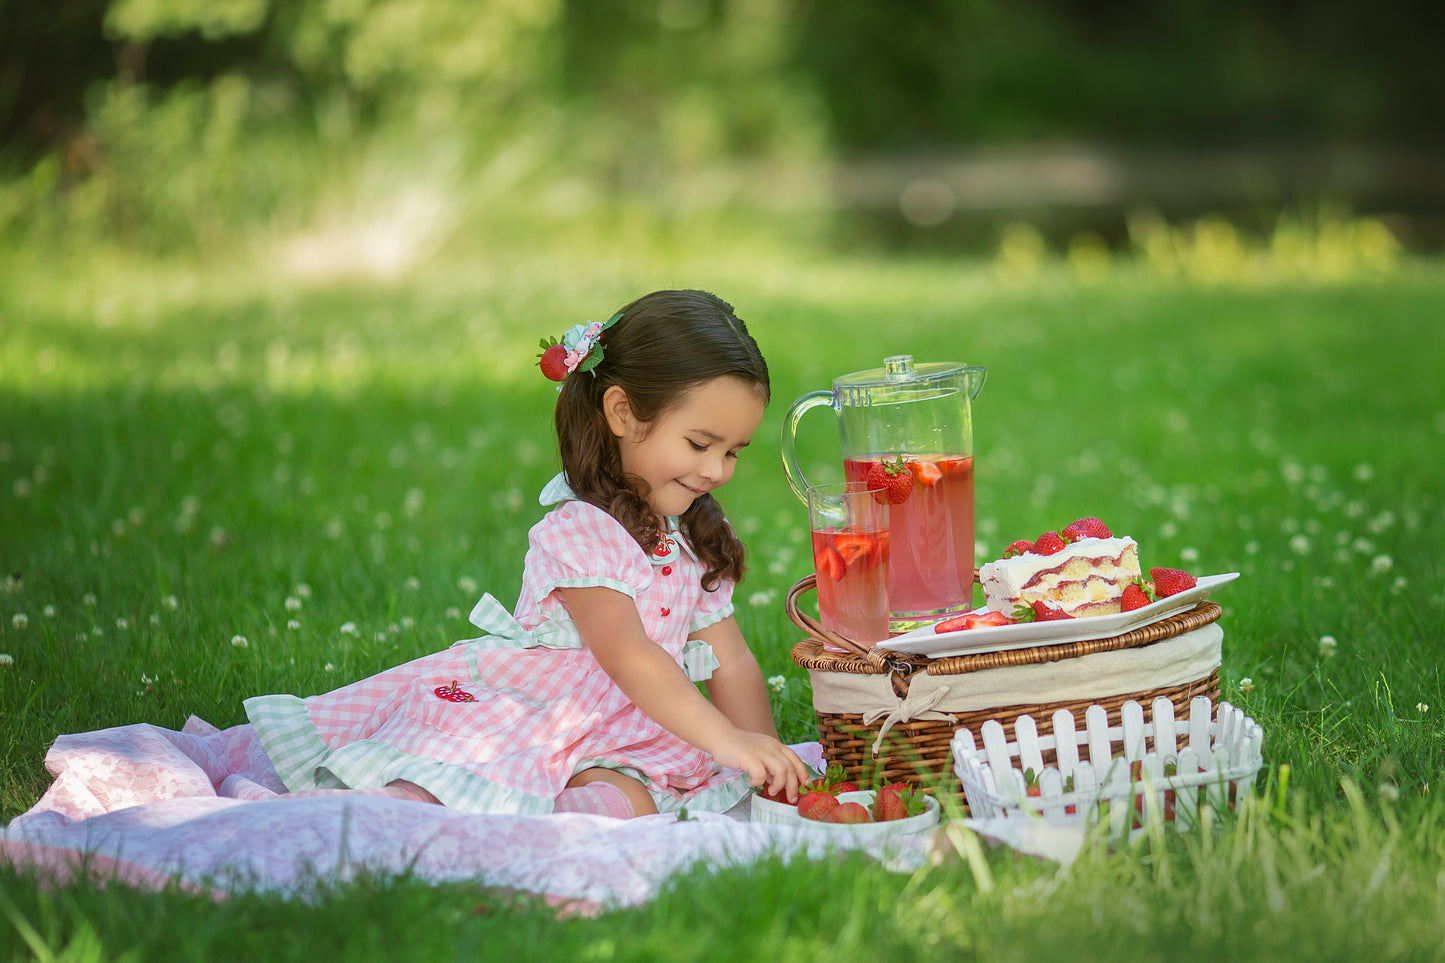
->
xmin=748 ymin=791 xmax=806 ymax=826
xmin=750 ymin=789 xmax=940 ymax=836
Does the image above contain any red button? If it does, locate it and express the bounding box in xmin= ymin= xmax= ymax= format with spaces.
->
xmin=660 ymin=607 xmax=671 ymax=617
xmin=661 ymin=565 xmax=672 ymax=576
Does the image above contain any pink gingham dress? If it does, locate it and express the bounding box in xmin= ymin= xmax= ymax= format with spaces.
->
xmin=244 ymin=474 xmax=750 ymax=815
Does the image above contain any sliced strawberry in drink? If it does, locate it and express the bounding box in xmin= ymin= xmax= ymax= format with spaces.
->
xmin=813 ymin=545 xmax=846 ymax=582
xmin=909 ymin=459 xmax=943 ymax=487
xmin=833 ymin=533 xmax=875 ymax=567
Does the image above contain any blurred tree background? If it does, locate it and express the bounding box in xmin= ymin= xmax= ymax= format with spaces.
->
xmin=2 ymin=0 xmax=1441 ymax=262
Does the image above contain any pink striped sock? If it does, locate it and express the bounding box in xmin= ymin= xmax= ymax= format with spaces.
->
xmin=553 ymin=783 xmax=635 ymax=819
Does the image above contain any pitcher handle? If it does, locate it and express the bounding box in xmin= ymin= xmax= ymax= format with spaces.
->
xmin=779 ymin=389 xmax=835 ymax=503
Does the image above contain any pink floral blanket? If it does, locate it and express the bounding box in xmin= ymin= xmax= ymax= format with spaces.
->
xmin=1 ymin=719 xmax=928 ymax=908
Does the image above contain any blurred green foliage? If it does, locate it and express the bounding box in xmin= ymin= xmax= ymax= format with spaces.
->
xmin=0 ymin=0 xmax=1439 ymax=255
xmin=793 ymin=0 xmax=1443 ymax=149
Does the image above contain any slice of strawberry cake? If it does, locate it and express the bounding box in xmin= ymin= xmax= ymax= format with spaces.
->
xmin=979 ymin=517 xmax=1142 ymax=619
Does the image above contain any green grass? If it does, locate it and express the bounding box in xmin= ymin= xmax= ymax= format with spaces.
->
xmin=2 ymin=237 xmax=1443 ymax=961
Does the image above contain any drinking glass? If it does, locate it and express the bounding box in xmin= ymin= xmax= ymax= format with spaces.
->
xmin=807 ymin=481 xmax=891 ymax=646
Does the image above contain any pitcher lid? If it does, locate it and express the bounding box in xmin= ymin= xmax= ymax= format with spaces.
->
xmin=833 ymin=355 xmax=981 ymax=406
xmin=834 ymin=355 xmax=963 ymax=388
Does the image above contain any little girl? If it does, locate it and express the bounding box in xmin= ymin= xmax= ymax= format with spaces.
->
xmin=245 ymin=290 xmax=809 ymax=818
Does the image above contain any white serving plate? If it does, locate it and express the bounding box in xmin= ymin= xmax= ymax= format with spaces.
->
xmin=878 ymin=572 xmax=1239 ymax=659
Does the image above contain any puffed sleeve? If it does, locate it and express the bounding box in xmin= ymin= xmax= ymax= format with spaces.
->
xmin=515 ymin=501 xmax=655 ymax=629
xmin=688 ymin=575 xmax=736 ymax=634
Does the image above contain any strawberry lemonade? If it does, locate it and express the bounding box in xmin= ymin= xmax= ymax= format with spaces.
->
xmin=845 ymin=454 xmax=975 ymax=629
xmin=811 ymin=526 xmax=890 ymax=644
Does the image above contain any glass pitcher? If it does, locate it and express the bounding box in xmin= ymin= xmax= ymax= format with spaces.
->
xmin=781 ymin=355 xmax=987 ymax=631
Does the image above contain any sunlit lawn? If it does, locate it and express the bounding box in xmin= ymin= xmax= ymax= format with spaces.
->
xmin=2 ymin=232 xmax=1443 ymax=960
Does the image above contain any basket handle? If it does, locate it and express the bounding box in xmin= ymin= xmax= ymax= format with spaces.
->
xmin=784 ymin=574 xmax=876 ymax=659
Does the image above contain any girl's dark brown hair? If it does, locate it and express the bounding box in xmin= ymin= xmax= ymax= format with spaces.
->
xmin=554 ymin=289 xmax=769 ymax=589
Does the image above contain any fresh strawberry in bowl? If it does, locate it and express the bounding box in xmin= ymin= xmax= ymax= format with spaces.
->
xmin=793 ymin=789 xmax=940 ymax=836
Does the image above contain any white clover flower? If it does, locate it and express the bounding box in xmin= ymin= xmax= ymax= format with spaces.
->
xmin=1245 ymin=541 xmax=1260 ymax=555
xmin=767 ymin=675 xmax=787 ymax=693
xmin=285 ymin=596 xmax=302 ymax=611
xmin=1319 ymin=635 xmax=1337 ymax=658
xmin=748 ymin=590 xmax=778 ymax=608
xmin=325 ymin=663 xmax=336 ymax=672
xmin=209 ymin=526 xmax=229 ymax=548
xmin=1158 ymin=520 xmax=1179 ymax=539
xmin=445 ymin=606 xmax=462 ymax=620
xmin=1352 ymin=463 xmax=1375 ymax=482
xmin=1352 ymin=536 xmax=1376 ymax=555
xmin=457 ymin=576 xmax=479 ymax=596
xmin=1390 ymin=576 xmax=1407 ymax=595
xmin=43 ymin=605 xmax=57 ymax=618
xmin=404 ymin=576 xmax=421 ymax=591
xmin=1180 ymin=547 xmax=1200 ymax=563
xmin=340 ymin=622 xmax=358 ymax=635
xmin=767 ymin=559 xmax=787 ymax=575
xmin=141 ymin=672 xmax=155 ymax=685
xmin=10 ymin=613 xmax=27 ymax=629
xmin=3 ymin=575 xmax=20 ymax=594
xmin=150 ymin=613 xmax=160 ymax=625
xmin=1289 ymin=534 xmax=1311 ymax=555
xmin=287 ymin=619 xmax=301 ymax=630
xmin=375 ymin=631 xmax=387 ymax=642
xmin=1371 ymin=555 xmax=1394 ymax=574
xmin=83 ymin=593 xmax=98 ymax=607
xmin=1419 ymin=703 xmax=1430 ymax=713
xmin=295 ymin=583 xmax=312 ymax=599
xmin=13 ymin=479 xmax=31 ymax=498
xmin=1378 ymin=783 xmax=1399 ymax=803
xmin=0 ymin=653 xmax=12 ymax=666
xmin=400 ymin=616 xmax=415 ymax=629
xmin=1238 ymin=677 xmax=1255 ymax=693
xmin=230 ymin=635 xmax=249 ymax=648
xmin=326 ymin=518 xmax=344 ymax=539
xmin=115 ymin=617 xmax=129 ymax=630
xmin=162 ymin=595 xmax=179 ymax=610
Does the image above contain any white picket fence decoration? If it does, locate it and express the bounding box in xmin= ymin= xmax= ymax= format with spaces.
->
xmin=951 ymin=696 xmax=1264 ymax=835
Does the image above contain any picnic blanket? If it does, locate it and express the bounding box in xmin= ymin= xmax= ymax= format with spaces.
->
xmin=0 ymin=719 xmax=941 ymax=908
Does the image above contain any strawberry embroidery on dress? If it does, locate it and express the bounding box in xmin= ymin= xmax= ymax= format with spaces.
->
xmin=651 ymin=534 xmax=680 ymax=564
xmin=434 ymin=681 xmax=476 ymax=703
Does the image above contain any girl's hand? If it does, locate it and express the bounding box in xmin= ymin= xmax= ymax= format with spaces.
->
xmin=710 ymin=729 xmax=810 ymax=802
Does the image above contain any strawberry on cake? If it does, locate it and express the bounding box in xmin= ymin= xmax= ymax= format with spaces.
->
xmin=979 ymin=516 xmax=1142 ymax=619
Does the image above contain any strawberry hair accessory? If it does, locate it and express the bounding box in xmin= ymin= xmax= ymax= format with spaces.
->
xmin=538 ymin=311 xmax=623 ymax=382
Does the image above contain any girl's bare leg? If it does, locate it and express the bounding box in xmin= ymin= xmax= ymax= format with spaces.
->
xmin=385 ymin=779 xmax=442 ymax=804
xmin=565 ymin=767 xmax=657 ymax=816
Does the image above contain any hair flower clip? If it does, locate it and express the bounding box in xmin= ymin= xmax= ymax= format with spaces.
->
xmin=538 ymin=311 xmax=622 ymax=382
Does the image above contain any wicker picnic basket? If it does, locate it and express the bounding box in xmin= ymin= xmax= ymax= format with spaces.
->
xmin=786 ymin=573 xmax=1224 ymax=795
